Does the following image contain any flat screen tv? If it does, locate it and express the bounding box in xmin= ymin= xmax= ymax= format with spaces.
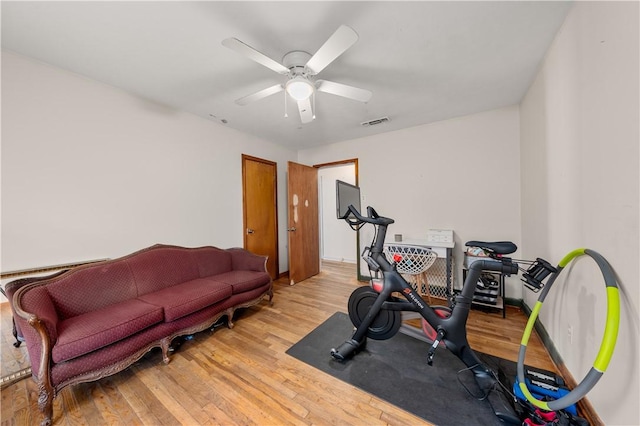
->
xmin=336 ymin=180 xmax=361 ymax=220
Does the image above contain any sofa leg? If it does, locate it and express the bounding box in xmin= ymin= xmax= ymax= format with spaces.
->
xmin=226 ymin=307 xmax=235 ymax=329
xmin=12 ymin=320 xmax=23 ymax=347
xmin=268 ymin=289 xmax=274 ymax=306
xmin=37 ymin=382 xmax=53 ymax=426
xmin=160 ymin=338 xmax=171 ymax=364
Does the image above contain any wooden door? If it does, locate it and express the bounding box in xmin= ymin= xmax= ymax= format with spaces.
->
xmin=242 ymin=155 xmax=278 ymax=280
xmin=287 ymin=161 xmax=319 ymax=284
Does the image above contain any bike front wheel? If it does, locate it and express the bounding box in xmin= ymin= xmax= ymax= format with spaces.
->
xmin=348 ymin=286 xmax=402 ymax=340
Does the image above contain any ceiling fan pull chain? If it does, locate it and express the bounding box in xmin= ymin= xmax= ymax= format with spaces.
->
xmin=284 ymin=89 xmax=288 ymax=118
xmin=312 ymin=91 xmax=316 ymax=120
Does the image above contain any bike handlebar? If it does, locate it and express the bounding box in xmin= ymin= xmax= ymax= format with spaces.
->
xmin=346 ymin=205 xmax=395 ymax=226
xmin=469 ymin=258 xmax=519 ymax=276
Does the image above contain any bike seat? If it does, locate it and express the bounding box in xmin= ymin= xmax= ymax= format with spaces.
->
xmin=465 ymin=241 xmax=517 ymax=255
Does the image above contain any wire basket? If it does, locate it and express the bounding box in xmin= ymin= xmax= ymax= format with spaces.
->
xmin=384 ymin=244 xmax=438 ymax=275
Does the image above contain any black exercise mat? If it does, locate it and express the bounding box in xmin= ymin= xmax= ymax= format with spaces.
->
xmin=286 ymin=312 xmax=518 ymax=425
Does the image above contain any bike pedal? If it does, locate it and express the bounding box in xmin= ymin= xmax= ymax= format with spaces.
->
xmin=426 ymin=329 xmax=445 ymax=366
xmin=427 ymin=349 xmax=436 ymax=365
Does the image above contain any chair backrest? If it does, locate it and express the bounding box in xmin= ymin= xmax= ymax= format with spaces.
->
xmin=383 ymin=244 xmax=438 ymax=275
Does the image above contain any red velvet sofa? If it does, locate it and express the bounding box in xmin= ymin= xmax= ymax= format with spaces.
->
xmin=11 ymin=244 xmax=273 ymax=426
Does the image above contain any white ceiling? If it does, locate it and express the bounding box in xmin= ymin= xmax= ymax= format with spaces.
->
xmin=1 ymin=1 xmax=572 ymax=150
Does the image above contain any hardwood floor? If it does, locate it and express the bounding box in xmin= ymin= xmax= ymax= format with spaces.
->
xmin=1 ymin=261 xmax=557 ymax=425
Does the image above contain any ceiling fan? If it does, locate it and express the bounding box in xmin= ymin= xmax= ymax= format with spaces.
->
xmin=222 ymin=25 xmax=372 ymax=124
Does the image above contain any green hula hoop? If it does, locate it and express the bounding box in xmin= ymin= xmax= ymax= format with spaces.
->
xmin=517 ymin=248 xmax=620 ymax=412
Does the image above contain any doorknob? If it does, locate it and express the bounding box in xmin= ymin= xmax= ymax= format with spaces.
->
xmin=246 ymin=228 xmax=255 ymax=235
xmin=287 ymin=227 xmax=297 ymax=232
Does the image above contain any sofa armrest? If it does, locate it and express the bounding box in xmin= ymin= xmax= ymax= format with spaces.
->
xmin=13 ymin=284 xmax=59 ymax=386
xmin=13 ymin=283 xmax=58 ymax=343
xmin=227 ymin=248 xmax=268 ymax=273
xmin=5 ymin=270 xmax=68 ymax=344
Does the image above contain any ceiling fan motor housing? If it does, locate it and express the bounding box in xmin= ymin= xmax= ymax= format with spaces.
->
xmin=282 ymin=51 xmax=315 ymax=101
xmin=282 ymin=51 xmax=313 ymax=76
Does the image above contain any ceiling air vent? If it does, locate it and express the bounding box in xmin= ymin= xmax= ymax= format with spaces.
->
xmin=361 ymin=116 xmax=390 ymax=127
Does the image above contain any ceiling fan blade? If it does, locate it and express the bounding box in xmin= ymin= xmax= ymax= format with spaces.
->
xmin=235 ymin=84 xmax=283 ymax=106
xmin=297 ymin=98 xmax=314 ymax=124
xmin=305 ymin=25 xmax=358 ymax=75
xmin=222 ymin=38 xmax=289 ymax=75
xmin=316 ymin=80 xmax=372 ymax=103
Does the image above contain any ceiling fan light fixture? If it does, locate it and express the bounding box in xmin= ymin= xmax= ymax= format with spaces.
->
xmin=286 ymin=76 xmax=314 ymax=101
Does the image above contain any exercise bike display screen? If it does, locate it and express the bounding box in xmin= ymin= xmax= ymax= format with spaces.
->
xmin=336 ymin=180 xmax=361 ymax=220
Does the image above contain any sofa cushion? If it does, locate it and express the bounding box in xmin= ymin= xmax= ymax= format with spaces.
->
xmin=52 ymin=299 xmax=164 ymax=363
xmin=209 ymin=270 xmax=271 ymax=294
xmin=137 ymin=278 xmax=233 ymax=322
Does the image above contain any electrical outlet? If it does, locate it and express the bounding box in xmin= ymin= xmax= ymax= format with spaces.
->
xmin=567 ymin=325 xmax=573 ymax=344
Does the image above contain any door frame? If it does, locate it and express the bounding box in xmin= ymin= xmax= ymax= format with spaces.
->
xmin=313 ymin=158 xmax=363 ymax=281
xmin=242 ymin=154 xmax=279 ymax=279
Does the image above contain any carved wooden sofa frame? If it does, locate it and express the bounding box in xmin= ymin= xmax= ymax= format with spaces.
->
xmin=11 ymin=244 xmax=273 ymax=425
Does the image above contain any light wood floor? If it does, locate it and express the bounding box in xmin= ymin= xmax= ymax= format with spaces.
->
xmin=1 ymin=261 xmax=557 ymax=425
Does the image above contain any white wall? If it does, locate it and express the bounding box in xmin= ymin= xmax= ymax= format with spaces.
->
xmin=4 ymin=5 xmax=638 ymax=420
xmin=319 ymin=164 xmax=356 ymax=263
xmin=0 ymin=51 xmax=297 ymax=283
xmin=520 ymin=2 xmax=639 ymax=424
xmin=299 ymin=106 xmax=522 ymax=296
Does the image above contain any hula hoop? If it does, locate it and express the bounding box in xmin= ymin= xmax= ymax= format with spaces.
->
xmin=517 ymin=248 xmax=620 ymax=412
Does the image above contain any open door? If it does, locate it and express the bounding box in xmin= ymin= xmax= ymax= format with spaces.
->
xmin=242 ymin=155 xmax=278 ymax=280
xmin=287 ymin=161 xmax=319 ymax=284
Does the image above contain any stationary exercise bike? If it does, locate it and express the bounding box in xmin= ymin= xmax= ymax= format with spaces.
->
xmin=331 ymin=180 xmax=620 ymax=425
xmin=330 ymin=182 xmax=527 ymax=423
